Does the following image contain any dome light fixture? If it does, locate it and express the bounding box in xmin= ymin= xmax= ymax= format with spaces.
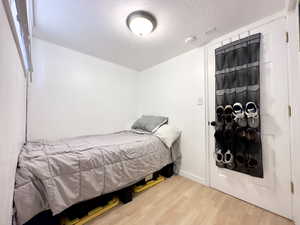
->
xmin=126 ymin=11 xmax=157 ymax=36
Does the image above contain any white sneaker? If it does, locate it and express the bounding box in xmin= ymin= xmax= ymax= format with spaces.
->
xmin=233 ymin=102 xmax=247 ymax=127
xmin=215 ymin=149 xmax=224 ymax=165
xmin=224 ymin=150 xmax=234 ymax=164
xmin=245 ymin=102 xmax=259 ymax=128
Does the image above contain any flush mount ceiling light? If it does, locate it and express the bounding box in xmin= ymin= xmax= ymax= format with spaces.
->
xmin=126 ymin=11 xmax=157 ymax=36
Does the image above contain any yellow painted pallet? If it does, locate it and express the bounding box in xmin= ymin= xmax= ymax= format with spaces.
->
xmin=133 ymin=175 xmax=165 ymax=193
xmin=60 ymin=197 xmax=119 ymax=225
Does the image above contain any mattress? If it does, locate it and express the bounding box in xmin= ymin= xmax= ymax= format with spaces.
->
xmin=14 ymin=131 xmax=181 ymax=225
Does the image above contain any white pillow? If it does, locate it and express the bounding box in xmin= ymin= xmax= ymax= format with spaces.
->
xmin=154 ymin=124 xmax=181 ymax=148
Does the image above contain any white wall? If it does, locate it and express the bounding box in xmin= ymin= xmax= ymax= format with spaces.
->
xmin=0 ymin=2 xmax=26 ymax=225
xmin=29 ymin=38 xmax=139 ymax=140
xmin=29 ymin=38 xmax=207 ymax=183
xmin=137 ymin=49 xmax=207 ymax=184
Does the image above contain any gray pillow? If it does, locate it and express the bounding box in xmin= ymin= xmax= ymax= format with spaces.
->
xmin=131 ymin=115 xmax=168 ymax=133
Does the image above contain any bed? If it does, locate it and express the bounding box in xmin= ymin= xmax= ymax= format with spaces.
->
xmin=14 ymin=129 xmax=181 ymax=225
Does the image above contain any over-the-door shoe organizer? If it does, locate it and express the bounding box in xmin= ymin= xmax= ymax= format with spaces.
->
xmin=213 ymin=33 xmax=263 ymax=178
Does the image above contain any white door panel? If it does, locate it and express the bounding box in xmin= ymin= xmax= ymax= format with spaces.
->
xmin=207 ymin=17 xmax=292 ymax=218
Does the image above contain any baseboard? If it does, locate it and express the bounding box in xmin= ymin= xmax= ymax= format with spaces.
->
xmin=179 ymin=170 xmax=208 ymax=186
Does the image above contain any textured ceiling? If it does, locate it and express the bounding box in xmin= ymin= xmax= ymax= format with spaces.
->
xmin=33 ymin=0 xmax=285 ymax=71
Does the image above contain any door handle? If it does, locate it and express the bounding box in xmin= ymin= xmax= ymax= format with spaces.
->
xmin=210 ymin=121 xmax=216 ymax=126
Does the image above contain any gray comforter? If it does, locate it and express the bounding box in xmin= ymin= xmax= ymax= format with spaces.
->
xmin=14 ymin=131 xmax=181 ymax=225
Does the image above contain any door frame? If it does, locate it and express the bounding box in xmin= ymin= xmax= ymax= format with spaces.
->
xmin=286 ymin=1 xmax=300 ymax=224
xmin=203 ymin=11 xmax=293 ymax=218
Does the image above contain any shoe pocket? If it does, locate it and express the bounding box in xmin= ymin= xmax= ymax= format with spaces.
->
xmin=247 ymin=85 xmax=259 ymax=103
xmin=236 ymin=42 xmax=248 ymax=66
xmin=215 ymin=50 xmax=225 ymax=71
xmin=216 ymin=90 xmax=225 ymax=106
xmin=248 ymin=40 xmax=260 ymax=63
xmin=235 ymin=87 xmax=247 ymax=105
xmin=236 ymin=68 xmax=248 ymax=87
xmin=214 ymin=130 xmax=223 ymax=142
xmin=247 ymin=66 xmax=259 ymax=85
xmin=225 ymin=47 xmax=237 ymax=68
xmin=215 ymin=74 xmax=224 ymax=90
xmin=236 ymin=153 xmax=246 ymax=167
xmin=224 ymin=71 xmax=236 ymax=89
xmin=224 ymin=88 xmax=236 ymax=105
xmin=224 ymin=48 xmax=234 ymax=69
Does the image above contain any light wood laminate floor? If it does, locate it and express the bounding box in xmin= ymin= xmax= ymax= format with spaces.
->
xmin=87 ymin=176 xmax=293 ymax=225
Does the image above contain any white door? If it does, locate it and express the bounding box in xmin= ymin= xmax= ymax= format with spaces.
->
xmin=207 ymin=17 xmax=292 ymax=218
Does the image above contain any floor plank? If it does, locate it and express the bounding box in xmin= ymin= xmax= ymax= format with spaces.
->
xmin=87 ymin=176 xmax=293 ymax=225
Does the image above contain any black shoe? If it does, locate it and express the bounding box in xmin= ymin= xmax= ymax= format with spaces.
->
xmin=215 ymin=105 xmax=225 ymax=131
xmin=246 ymin=130 xmax=261 ymax=170
xmin=224 ymin=105 xmax=234 ymax=130
xmin=235 ymin=127 xmax=247 ymax=141
xmin=247 ymin=157 xmax=258 ymax=168
xmin=235 ymin=135 xmax=247 ymax=169
xmin=246 ymin=128 xmax=260 ymax=143
xmin=216 ymin=105 xmax=224 ymax=119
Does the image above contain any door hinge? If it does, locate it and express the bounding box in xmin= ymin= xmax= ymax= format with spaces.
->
xmin=286 ymin=32 xmax=289 ymax=43
xmin=288 ymin=105 xmax=292 ymax=117
xmin=291 ymin=181 xmax=294 ymax=194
